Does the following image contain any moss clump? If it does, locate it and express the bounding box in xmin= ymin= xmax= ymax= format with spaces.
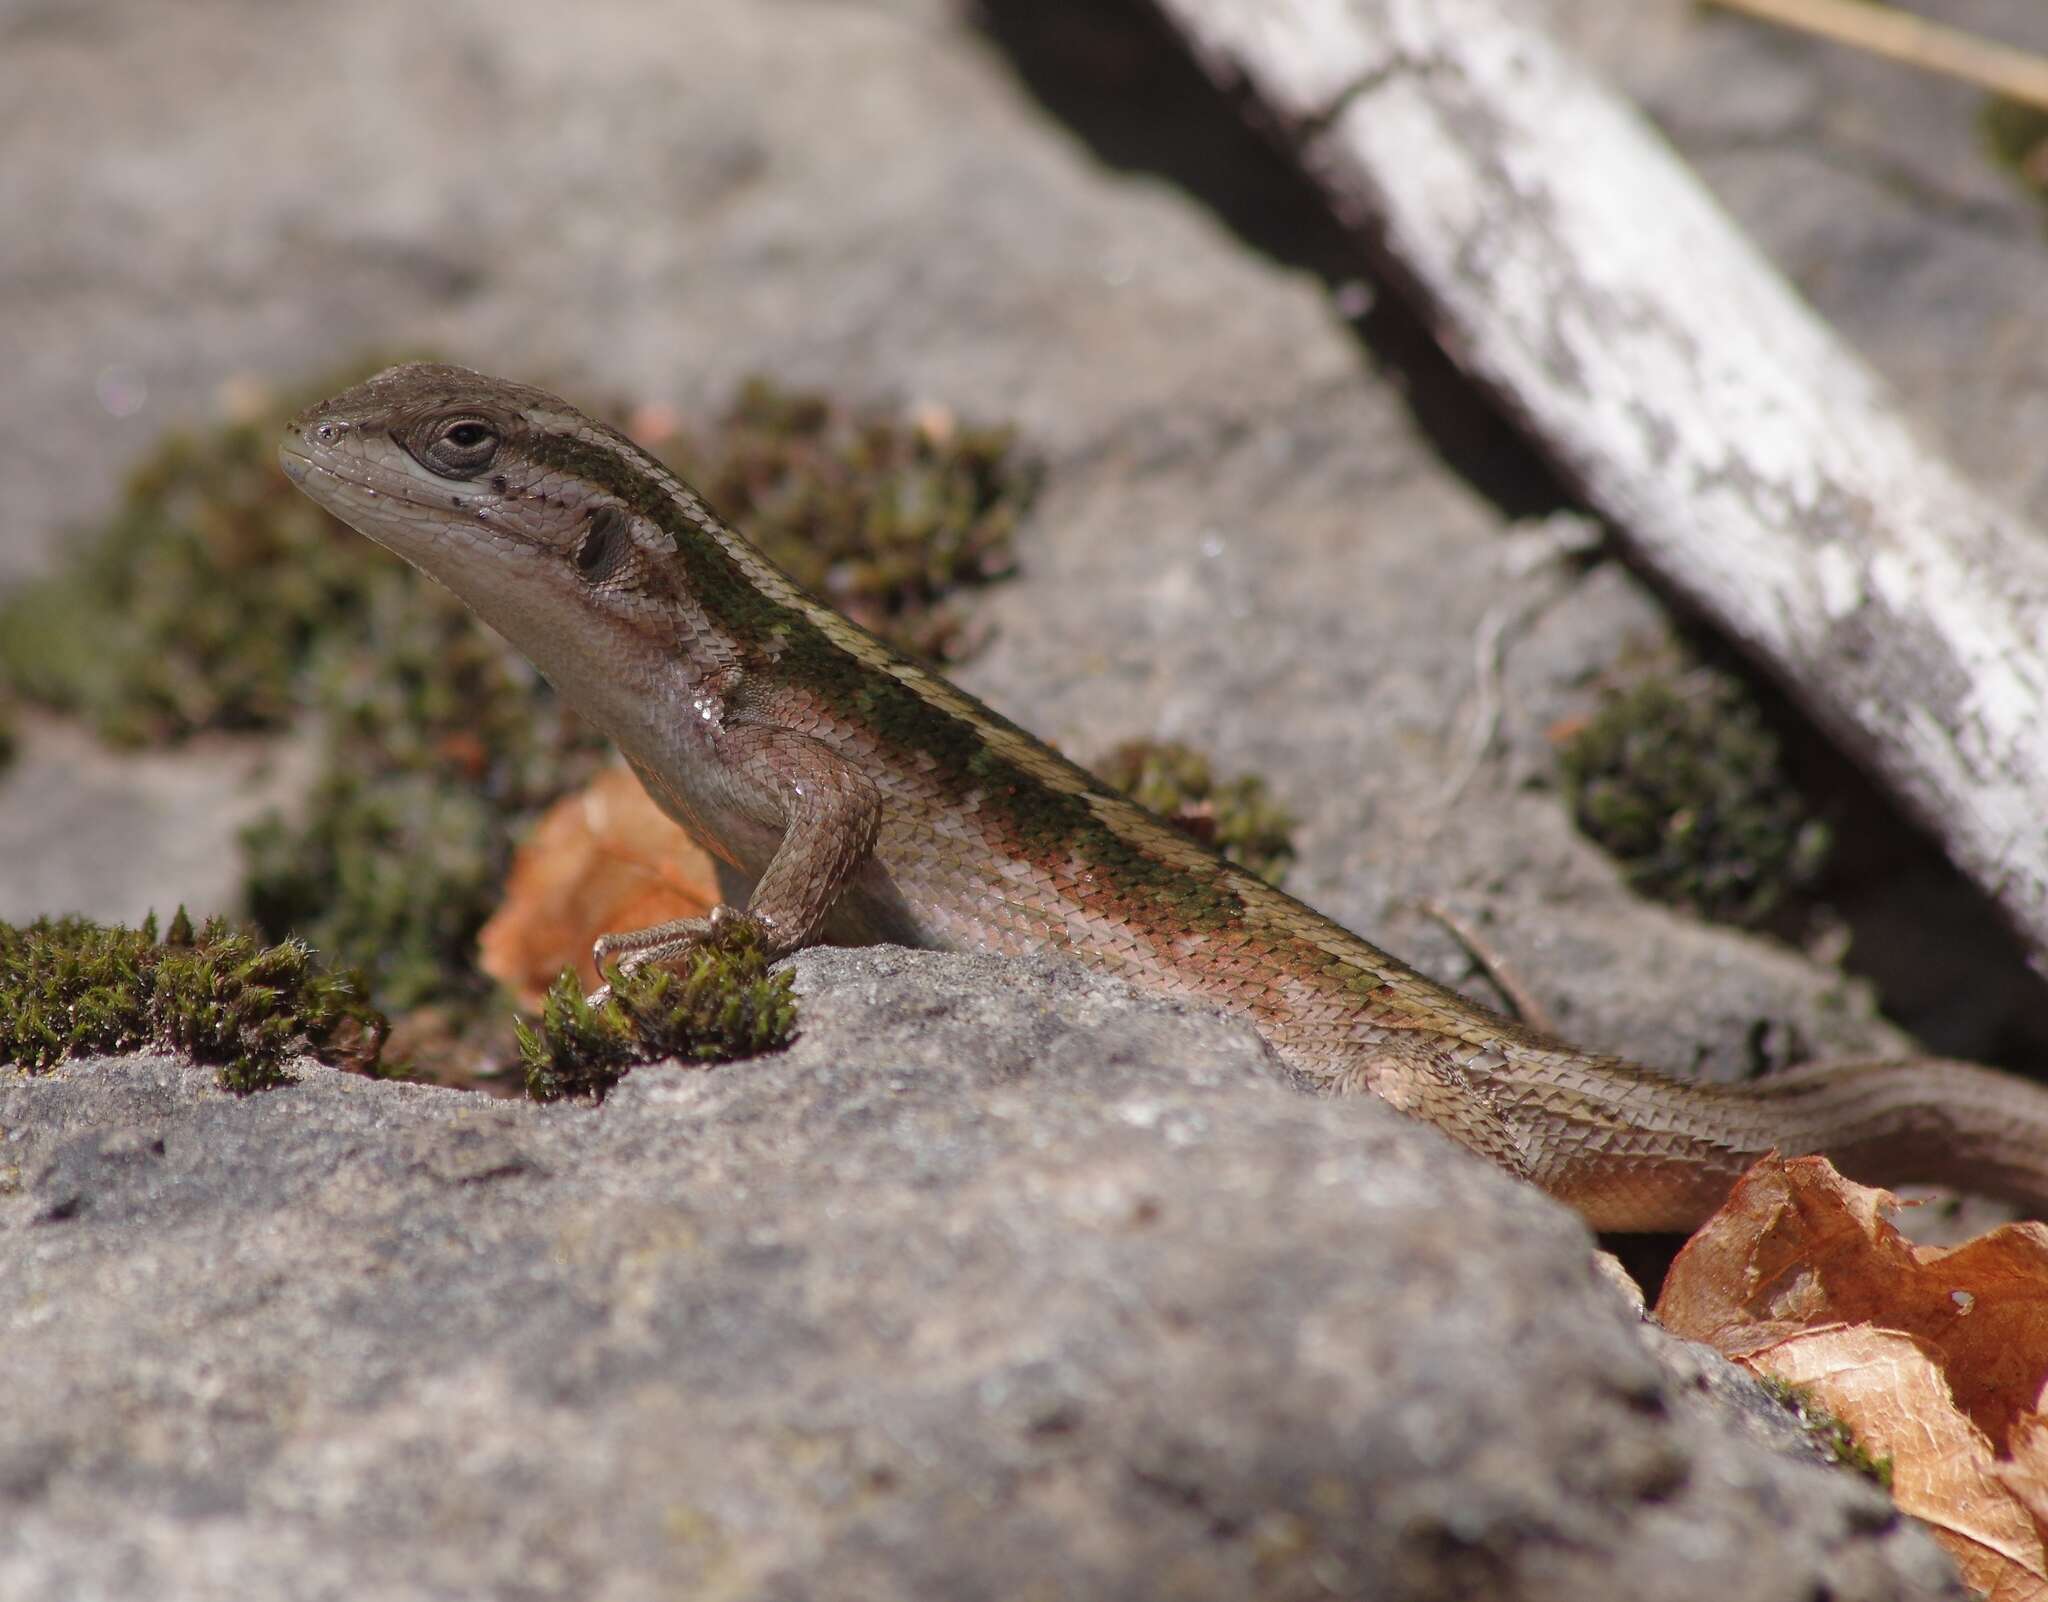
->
xmin=1982 ymin=94 xmax=2048 ymax=201
xmin=517 ymin=923 xmax=796 ymax=1103
xmin=1094 ymin=739 xmax=1298 ymax=884
xmin=1756 ymin=1376 xmax=1894 ymax=1492
xmin=657 ymin=377 xmax=1038 ymax=664
xmin=0 ymin=909 xmax=384 ymax=1093
xmin=1558 ymin=670 xmax=1831 ymax=926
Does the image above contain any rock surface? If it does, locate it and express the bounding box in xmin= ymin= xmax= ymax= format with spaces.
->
xmin=0 ymin=949 xmax=1963 ymax=1601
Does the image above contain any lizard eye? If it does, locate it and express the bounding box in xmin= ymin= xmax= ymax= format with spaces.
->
xmin=408 ymin=414 xmax=501 ymax=478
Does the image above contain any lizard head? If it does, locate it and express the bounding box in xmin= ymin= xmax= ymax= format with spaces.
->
xmin=281 ymin=362 xmax=641 ymax=589
xmin=280 ymin=361 xmax=746 ymax=742
xmin=276 ymin=360 xmax=778 ymax=749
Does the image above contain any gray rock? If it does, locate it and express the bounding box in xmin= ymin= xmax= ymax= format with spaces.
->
xmin=0 ymin=948 xmax=1961 ymax=1600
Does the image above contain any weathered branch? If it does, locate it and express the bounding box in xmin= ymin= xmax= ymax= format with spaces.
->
xmin=1152 ymin=0 xmax=2048 ymax=957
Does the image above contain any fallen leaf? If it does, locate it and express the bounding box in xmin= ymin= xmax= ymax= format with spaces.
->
xmin=477 ymin=764 xmax=719 ymax=1009
xmin=1659 ymin=1156 xmax=2048 ymax=1599
xmin=2002 ymin=1407 xmax=2048 ymax=1549
xmin=1746 ymin=1324 xmax=2045 ymax=1599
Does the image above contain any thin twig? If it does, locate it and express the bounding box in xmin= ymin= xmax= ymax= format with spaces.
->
xmin=1399 ymin=899 xmax=1556 ymax=1036
xmin=1707 ymin=0 xmax=2048 ymax=113
xmin=1438 ymin=555 xmax=1577 ymax=811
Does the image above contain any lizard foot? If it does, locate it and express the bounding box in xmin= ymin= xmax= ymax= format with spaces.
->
xmin=585 ymin=904 xmax=757 ymax=1007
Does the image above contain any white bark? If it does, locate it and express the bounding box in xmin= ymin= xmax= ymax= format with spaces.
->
xmin=1154 ymin=0 xmax=2048 ymax=958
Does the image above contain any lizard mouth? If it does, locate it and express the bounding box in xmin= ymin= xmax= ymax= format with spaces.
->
xmin=279 ymin=434 xmax=472 ymax=517
xmin=276 ymin=442 xmax=392 ymax=507
xmin=275 ymin=431 xmax=379 ymax=501
xmin=277 ymin=444 xmax=316 ymax=486
xmin=277 ymin=431 xmax=548 ymax=566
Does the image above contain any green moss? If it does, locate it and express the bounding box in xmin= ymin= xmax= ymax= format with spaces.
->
xmin=0 ymin=909 xmax=384 ymax=1093
xmin=1558 ymin=670 xmax=1831 ymax=926
xmin=657 ymin=377 xmax=1038 ymax=664
xmin=1093 ymin=739 xmax=1298 ymax=884
xmin=518 ymin=922 xmax=796 ymax=1103
xmin=1981 ymin=94 xmax=2048 ymax=201
xmin=1756 ymin=1376 xmax=1895 ymax=1492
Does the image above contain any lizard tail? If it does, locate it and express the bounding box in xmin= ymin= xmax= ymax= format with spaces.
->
xmin=1516 ymin=1051 xmax=2048 ymax=1232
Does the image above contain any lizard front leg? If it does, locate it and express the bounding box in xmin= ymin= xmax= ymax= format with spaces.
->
xmin=589 ymin=722 xmax=883 ymax=999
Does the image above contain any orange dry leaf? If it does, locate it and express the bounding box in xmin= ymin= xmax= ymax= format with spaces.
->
xmin=477 ymin=763 xmax=720 ymax=1009
xmin=1658 ymin=1155 xmax=2048 ymax=1599
xmin=2006 ymin=1412 xmax=2048 ymax=1535
xmin=1748 ymin=1324 xmax=2042 ymax=1599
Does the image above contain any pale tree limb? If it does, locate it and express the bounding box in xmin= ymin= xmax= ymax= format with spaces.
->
xmin=1151 ymin=0 xmax=2048 ymax=961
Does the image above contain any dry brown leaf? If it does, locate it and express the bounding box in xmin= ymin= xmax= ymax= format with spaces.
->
xmin=2003 ymin=1407 xmax=2048 ymax=1547
xmin=1658 ymin=1156 xmax=2048 ymax=1599
xmin=1658 ymin=1157 xmax=2048 ymax=1439
xmin=1747 ymin=1324 xmax=2045 ymax=1599
xmin=477 ymin=764 xmax=719 ymax=1009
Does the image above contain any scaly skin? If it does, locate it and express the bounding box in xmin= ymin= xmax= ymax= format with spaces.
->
xmin=281 ymin=363 xmax=2048 ymax=1231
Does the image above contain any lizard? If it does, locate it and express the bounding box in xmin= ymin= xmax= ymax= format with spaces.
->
xmin=280 ymin=361 xmax=2048 ymax=1232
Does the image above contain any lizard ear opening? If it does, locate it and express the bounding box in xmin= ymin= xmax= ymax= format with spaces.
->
xmin=575 ymin=505 xmax=633 ymax=584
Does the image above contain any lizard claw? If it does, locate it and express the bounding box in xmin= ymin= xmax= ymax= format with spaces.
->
xmin=584 ymin=904 xmax=759 ymax=1007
